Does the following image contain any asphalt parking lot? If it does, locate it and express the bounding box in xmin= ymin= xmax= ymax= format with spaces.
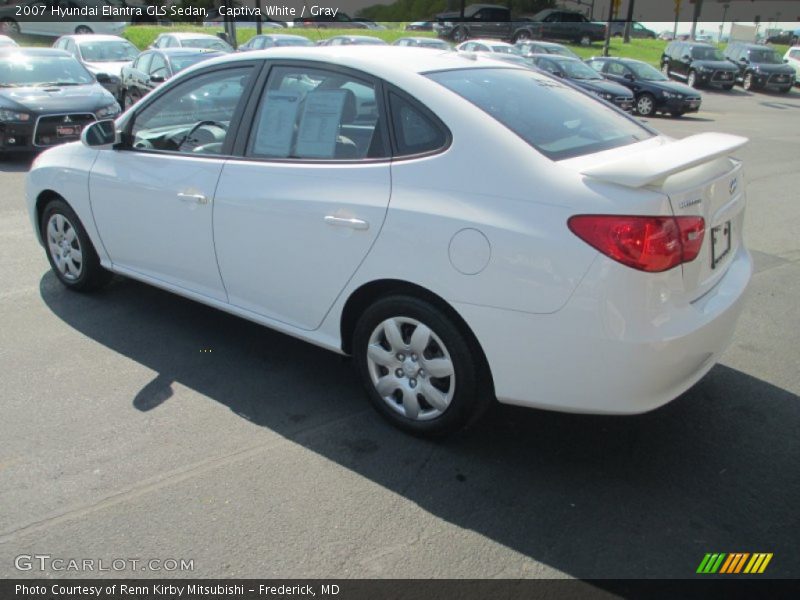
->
xmin=0 ymin=86 xmax=798 ymax=580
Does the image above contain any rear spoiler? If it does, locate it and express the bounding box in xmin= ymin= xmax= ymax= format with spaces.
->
xmin=581 ymin=132 xmax=748 ymax=188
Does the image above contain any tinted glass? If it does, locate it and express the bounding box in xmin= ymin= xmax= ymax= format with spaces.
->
xmin=131 ymin=67 xmax=252 ymax=154
xmin=625 ymin=61 xmax=668 ymax=80
xmin=0 ymin=53 xmax=94 ymax=86
xmin=389 ymin=92 xmax=447 ymax=156
xmin=427 ymin=68 xmax=652 ymax=160
xmin=691 ymin=46 xmax=725 ymax=61
xmin=169 ymin=53 xmax=221 ymax=73
xmin=181 ymin=37 xmax=233 ymax=52
xmin=78 ymin=40 xmax=139 ymax=62
xmin=748 ymin=49 xmax=782 ymax=64
xmin=554 ymin=59 xmax=603 ymax=79
xmin=247 ymin=66 xmax=384 ymax=160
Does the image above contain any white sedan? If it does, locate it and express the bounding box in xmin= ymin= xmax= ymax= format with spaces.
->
xmin=27 ymin=47 xmax=752 ymax=436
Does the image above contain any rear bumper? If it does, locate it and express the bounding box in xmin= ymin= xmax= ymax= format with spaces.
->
xmin=456 ymin=245 xmax=752 ymax=414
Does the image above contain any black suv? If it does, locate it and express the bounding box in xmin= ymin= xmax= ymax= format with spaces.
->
xmin=724 ymin=42 xmax=795 ymax=92
xmin=661 ymin=41 xmax=738 ymax=90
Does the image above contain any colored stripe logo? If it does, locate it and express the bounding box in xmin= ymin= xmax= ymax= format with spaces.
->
xmin=697 ymin=553 xmax=773 ymax=574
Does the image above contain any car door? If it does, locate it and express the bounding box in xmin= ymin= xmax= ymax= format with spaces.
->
xmin=125 ymin=51 xmax=152 ymax=101
xmin=213 ymin=63 xmax=392 ymax=330
xmin=89 ymin=64 xmax=257 ymax=300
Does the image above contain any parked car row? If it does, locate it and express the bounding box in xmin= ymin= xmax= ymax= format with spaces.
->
xmin=661 ymin=41 xmax=795 ymax=93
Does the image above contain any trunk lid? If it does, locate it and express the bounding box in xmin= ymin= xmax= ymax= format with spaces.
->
xmin=577 ymin=133 xmax=748 ymax=299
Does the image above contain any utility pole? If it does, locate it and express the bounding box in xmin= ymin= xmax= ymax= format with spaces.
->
xmin=623 ymin=0 xmax=635 ymax=43
xmin=689 ymin=0 xmax=703 ymax=40
xmin=672 ymin=0 xmax=681 ymax=40
xmin=602 ymin=0 xmax=615 ymax=57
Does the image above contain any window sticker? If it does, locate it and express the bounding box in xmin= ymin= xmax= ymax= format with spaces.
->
xmin=294 ymin=90 xmax=347 ymax=159
xmin=252 ymin=90 xmax=303 ymax=157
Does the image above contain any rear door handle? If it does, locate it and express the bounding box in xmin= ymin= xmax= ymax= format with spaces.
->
xmin=177 ymin=192 xmax=208 ymax=205
xmin=324 ymin=216 xmax=369 ymax=230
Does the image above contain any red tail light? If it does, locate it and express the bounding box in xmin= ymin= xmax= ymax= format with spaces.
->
xmin=568 ymin=215 xmax=705 ymax=273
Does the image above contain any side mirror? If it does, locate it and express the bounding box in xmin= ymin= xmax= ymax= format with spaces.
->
xmin=150 ymin=74 xmax=166 ymax=83
xmin=624 ymin=73 xmax=635 ymax=81
xmin=554 ymin=71 xmax=565 ymax=78
xmin=739 ymin=57 xmax=749 ymax=63
xmin=682 ymin=54 xmax=691 ymax=61
xmin=95 ymin=73 xmax=112 ymax=83
xmin=82 ymin=120 xmax=118 ymax=148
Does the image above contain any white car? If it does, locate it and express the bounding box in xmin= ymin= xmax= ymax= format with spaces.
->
xmin=52 ymin=34 xmax=139 ymax=97
xmin=26 ymin=47 xmax=752 ymax=436
xmin=784 ymin=46 xmax=800 ymax=85
xmin=0 ymin=34 xmax=18 ymax=48
xmin=0 ymin=0 xmax=126 ymax=37
xmin=150 ymin=32 xmax=234 ymax=53
xmin=455 ymin=39 xmax=520 ymax=55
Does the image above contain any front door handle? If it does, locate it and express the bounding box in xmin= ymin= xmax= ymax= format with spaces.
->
xmin=324 ymin=216 xmax=369 ymax=230
xmin=177 ymin=192 xmax=208 ymax=205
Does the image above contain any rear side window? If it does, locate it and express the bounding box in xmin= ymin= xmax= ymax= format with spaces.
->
xmin=427 ymin=67 xmax=652 ymax=160
xmin=388 ymin=92 xmax=448 ymax=156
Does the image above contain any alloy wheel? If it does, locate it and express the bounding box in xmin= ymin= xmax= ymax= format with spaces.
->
xmin=743 ymin=73 xmax=753 ymax=90
xmin=688 ymin=71 xmax=697 ymax=87
xmin=46 ymin=214 xmax=83 ymax=281
xmin=365 ymin=317 xmax=455 ymax=421
xmin=636 ymin=94 xmax=655 ymax=116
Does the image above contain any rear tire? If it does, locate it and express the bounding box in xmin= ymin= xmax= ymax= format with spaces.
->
xmin=40 ymin=199 xmax=111 ymax=292
xmin=452 ymin=26 xmax=467 ymax=44
xmin=579 ymin=34 xmax=592 ymax=46
xmin=721 ymin=84 xmax=734 ymax=91
xmin=353 ymin=295 xmax=492 ymax=437
xmin=778 ymin=85 xmax=792 ymax=94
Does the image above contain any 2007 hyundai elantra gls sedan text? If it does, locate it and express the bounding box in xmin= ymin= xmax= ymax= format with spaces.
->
xmin=26 ymin=47 xmax=752 ymax=436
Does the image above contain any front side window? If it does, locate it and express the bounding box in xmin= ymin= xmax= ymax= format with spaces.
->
xmin=606 ymin=61 xmax=630 ymax=76
xmin=149 ymin=53 xmax=168 ymax=78
xmin=246 ymin=66 xmax=384 ymax=160
xmin=134 ymin=52 xmax=153 ymax=73
xmin=130 ymin=67 xmax=252 ymax=155
xmin=427 ymin=67 xmax=652 ymax=160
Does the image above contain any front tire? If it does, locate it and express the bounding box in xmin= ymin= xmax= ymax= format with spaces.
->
xmin=353 ymin=295 xmax=492 ymax=437
xmin=452 ymin=26 xmax=467 ymax=44
xmin=743 ymin=72 xmax=757 ymax=91
xmin=579 ymin=34 xmax=592 ymax=46
xmin=41 ymin=199 xmax=111 ymax=292
xmin=635 ymin=93 xmax=656 ymax=117
xmin=721 ymin=84 xmax=734 ymax=91
xmin=778 ymin=85 xmax=792 ymax=94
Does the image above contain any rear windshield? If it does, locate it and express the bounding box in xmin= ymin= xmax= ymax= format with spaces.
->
xmin=427 ymin=67 xmax=652 ymax=160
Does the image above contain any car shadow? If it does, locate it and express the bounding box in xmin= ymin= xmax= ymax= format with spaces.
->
xmin=0 ymin=152 xmax=34 ymax=173
xmin=39 ymin=272 xmax=800 ymax=579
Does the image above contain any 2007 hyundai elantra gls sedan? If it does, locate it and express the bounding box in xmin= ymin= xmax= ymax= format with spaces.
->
xmin=26 ymin=47 xmax=752 ymax=436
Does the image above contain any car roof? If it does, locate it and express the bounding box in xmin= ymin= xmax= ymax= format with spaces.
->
xmin=150 ymin=48 xmax=221 ymax=56
xmin=191 ymin=46 xmax=524 ymax=79
xmin=329 ymin=35 xmax=385 ymax=41
xmin=467 ymin=39 xmax=514 ymax=46
xmin=165 ymin=32 xmax=222 ymax=39
xmin=252 ymin=34 xmax=309 ymax=40
xmin=58 ymin=34 xmax=129 ymax=43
